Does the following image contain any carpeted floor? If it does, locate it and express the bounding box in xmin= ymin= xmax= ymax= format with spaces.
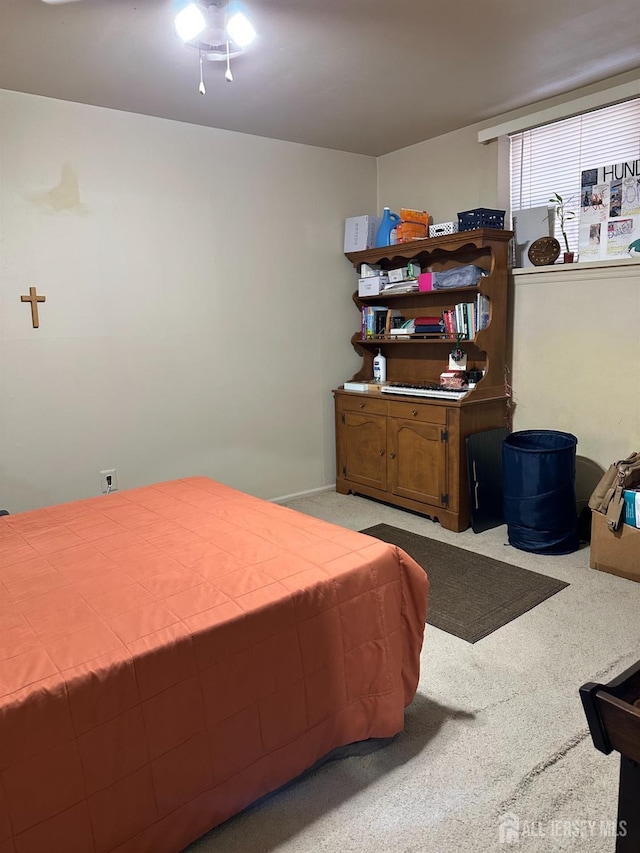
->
xmin=184 ymin=490 xmax=640 ymax=853
xmin=361 ymin=523 xmax=569 ymax=642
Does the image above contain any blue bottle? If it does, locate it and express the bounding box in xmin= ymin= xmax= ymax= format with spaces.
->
xmin=375 ymin=207 xmax=401 ymax=248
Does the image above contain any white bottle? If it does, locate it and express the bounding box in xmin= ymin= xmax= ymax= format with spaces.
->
xmin=373 ymin=349 xmax=387 ymax=383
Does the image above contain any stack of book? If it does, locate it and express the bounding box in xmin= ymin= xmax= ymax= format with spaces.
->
xmin=442 ymin=294 xmax=490 ymax=340
xmin=361 ymin=306 xmax=388 ymax=339
xmin=414 ymin=316 xmax=444 ymax=335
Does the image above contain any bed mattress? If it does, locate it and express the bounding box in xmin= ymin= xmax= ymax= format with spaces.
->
xmin=0 ymin=477 xmax=428 ymax=853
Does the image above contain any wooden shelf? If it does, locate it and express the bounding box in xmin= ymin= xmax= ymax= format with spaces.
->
xmin=357 ymin=285 xmax=480 ymax=303
xmin=345 ymin=228 xmax=512 ymax=268
xmin=354 ymin=336 xmax=476 ymax=345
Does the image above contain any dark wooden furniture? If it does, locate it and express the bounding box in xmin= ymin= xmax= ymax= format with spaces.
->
xmin=334 ymin=228 xmax=512 ymax=532
xmin=580 ymin=661 xmax=640 ymax=851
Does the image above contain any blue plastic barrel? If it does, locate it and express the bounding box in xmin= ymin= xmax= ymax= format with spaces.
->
xmin=502 ymin=430 xmax=579 ymax=555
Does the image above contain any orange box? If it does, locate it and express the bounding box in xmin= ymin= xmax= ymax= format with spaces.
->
xmin=397 ymin=222 xmax=427 ymax=242
xmin=397 ymin=209 xmax=430 ymax=243
xmin=400 ymin=208 xmax=430 ymax=226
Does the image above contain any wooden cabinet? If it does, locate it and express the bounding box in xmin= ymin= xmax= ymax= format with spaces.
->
xmin=341 ymin=398 xmax=388 ymax=491
xmin=333 ymin=228 xmax=513 ymax=532
xmin=388 ymin=408 xmax=446 ymax=506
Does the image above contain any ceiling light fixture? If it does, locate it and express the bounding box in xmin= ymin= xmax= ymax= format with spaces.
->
xmin=174 ymin=1 xmax=257 ymax=90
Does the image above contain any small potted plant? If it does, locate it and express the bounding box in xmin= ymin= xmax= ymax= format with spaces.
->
xmin=549 ymin=192 xmax=576 ymax=262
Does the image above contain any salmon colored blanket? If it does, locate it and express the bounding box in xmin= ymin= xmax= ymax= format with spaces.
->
xmin=0 ymin=477 xmax=428 ymax=853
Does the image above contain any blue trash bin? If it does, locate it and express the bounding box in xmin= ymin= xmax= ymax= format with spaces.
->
xmin=502 ymin=430 xmax=579 ymax=555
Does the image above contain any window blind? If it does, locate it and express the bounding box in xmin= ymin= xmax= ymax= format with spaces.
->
xmin=510 ymin=99 xmax=640 ymax=253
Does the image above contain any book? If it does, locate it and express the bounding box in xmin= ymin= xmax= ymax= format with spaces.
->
xmin=415 ymin=316 xmax=441 ymax=326
xmin=343 ymin=381 xmax=389 ymax=392
xmin=414 ymin=324 xmax=443 ymax=333
xmin=624 ymin=489 xmax=640 ymax=528
xmin=476 ymin=293 xmax=490 ymax=330
xmin=442 ymin=309 xmax=455 ymax=339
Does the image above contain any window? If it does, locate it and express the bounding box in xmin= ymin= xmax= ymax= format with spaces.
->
xmin=510 ymin=99 xmax=640 ymax=253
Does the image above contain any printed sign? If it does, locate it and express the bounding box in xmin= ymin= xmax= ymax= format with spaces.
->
xmin=579 ymin=159 xmax=640 ymax=260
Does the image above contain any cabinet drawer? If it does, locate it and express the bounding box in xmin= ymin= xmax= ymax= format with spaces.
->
xmin=339 ymin=395 xmax=388 ymax=416
xmin=387 ymin=401 xmax=447 ymax=424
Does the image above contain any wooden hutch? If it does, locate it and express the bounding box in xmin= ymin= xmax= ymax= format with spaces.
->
xmin=333 ymin=228 xmax=513 ymax=532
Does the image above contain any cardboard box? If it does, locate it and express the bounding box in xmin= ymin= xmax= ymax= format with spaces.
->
xmin=344 ymin=215 xmax=380 ymax=253
xmin=590 ymin=510 xmax=640 ymax=582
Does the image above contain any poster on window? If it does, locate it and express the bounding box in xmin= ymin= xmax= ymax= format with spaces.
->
xmin=578 ymin=159 xmax=640 ymax=260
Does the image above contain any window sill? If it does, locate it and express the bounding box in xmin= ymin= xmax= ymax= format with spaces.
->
xmin=511 ymin=257 xmax=640 ymax=276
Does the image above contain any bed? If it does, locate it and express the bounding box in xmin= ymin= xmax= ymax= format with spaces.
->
xmin=0 ymin=477 xmax=428 ymax=853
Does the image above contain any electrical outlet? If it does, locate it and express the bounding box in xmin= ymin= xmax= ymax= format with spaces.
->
xmin=99 ymin=469 xmax=118 ymax=494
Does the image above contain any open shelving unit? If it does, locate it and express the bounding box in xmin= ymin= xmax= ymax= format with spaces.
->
xmin=333 ymin=227 xmax=513 ymax=532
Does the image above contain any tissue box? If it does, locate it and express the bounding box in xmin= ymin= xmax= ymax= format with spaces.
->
xmin=344 ymin=216 xmax=380 ymax=253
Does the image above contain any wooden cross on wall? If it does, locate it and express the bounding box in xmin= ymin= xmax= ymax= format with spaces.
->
xmin=20 ymin=287 xmax=46 ymax=328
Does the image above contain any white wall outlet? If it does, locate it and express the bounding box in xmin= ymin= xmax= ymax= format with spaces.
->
xmin=99 ymin=469 xmax=118 ymax=494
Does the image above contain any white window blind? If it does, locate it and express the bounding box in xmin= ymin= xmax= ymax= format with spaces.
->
xmin=510 ymin=99 xmax=640 ymax=253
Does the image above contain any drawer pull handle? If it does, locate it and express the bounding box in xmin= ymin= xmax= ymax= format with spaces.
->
xmin=412 ymin=410 xmax=418 ymax=417
xmin=360 ymin=403 xmax=365 ymax=409
xmin=390 ymin=452 xmax=396 ymax=459
xmin=379 ymin=449 xmax=385 ymax=456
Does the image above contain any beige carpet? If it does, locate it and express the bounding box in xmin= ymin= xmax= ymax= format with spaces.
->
xmin=184 ymin=490 xmax=640 ymax=853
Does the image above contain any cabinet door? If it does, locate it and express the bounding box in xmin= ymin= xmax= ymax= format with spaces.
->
xmin=388 ymin=418 xmax=446 ymax=506
xmin=343 ymin=412 xmax=387 ymax=491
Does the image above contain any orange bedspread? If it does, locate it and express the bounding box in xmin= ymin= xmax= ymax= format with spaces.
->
xmin=0 ymin=477 xmax=428 ymax=853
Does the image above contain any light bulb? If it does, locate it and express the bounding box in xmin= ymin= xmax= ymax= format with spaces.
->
xmin=226 ymin=12 xmax=256 ymax=48
xmin=175 ymin=3 xmax=207 ymax=42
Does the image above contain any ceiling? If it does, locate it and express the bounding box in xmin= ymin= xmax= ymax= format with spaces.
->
xmin=1 ymin=0 xmax=640 ymax=156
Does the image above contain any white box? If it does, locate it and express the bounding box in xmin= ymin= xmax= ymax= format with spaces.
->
xmin=358 ymin=275 xmax=388 ymax=296
xmin=511 ymin=207 xmax=554 ymax=268
xmin=359 ymin=263 xmax=381 ymax=278
xmin=388 ymin=267 xmax=409 ymax=283
xmin=344 ymin=215 xmax=380 ymax=253
xmin=429 ymin=222 xmax=458 ymax=238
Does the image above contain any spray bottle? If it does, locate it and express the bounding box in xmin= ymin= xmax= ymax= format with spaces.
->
xmin=373 ymin=349 xmax=387 ymax=383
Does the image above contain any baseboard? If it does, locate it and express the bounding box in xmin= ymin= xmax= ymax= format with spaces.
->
xmin=270 ymin=484 xmax=335 ymax=504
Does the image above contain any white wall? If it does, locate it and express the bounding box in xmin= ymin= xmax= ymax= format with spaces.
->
xmin=377 ymin=123 xmax=506 ymax=224
xmin=4 ymin=81 xmax=639 ymax=516
xmin=511 ymin=262 xmax=640 ymax=505
xmin=0 ymin=90 xmax=373 ymax=512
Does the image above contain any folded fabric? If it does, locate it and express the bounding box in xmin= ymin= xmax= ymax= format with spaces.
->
xmin=432 ymin=265 xmax=486 ymax=289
